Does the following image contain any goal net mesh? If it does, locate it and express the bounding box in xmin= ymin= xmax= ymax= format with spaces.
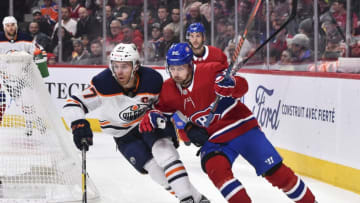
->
xmin=0 ymin=52 xmax=99 ymax=202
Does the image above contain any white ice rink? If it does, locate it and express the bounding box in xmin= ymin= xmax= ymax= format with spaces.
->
xmin=87 ymin=133 xmax=360 ymax=203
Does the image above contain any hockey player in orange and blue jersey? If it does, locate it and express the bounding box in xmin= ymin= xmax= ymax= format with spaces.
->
xmin=63 ymin=43 xmax=210 ymax=203
xmin=139 ymin=43 xmax=317 ymax=203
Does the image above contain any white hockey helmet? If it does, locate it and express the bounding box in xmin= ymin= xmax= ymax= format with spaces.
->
xmin=2 ymin=16 xmax=18 ymax=29
xmin=109 ymin=43 xmax=140 ymax=71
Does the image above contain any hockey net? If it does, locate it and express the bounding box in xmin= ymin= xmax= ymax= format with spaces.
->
xmin=0 ymin=52 xmax=99 ymax=202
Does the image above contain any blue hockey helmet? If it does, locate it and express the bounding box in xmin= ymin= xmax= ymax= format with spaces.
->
xmin=166 ymin=43 xmax=193 ymax=67
xmin=186 ymin=22 xmax=205 ymax=39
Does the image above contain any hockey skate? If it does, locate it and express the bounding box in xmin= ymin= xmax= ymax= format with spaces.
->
xmin=180 ymin=195 xmax=210 ymax=203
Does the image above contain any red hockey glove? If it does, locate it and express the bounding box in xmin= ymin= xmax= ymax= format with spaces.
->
xmin=139 ymin=110 xmax=166 ymax=133
xmin=214 ymin=74 xmax=236 ymax=97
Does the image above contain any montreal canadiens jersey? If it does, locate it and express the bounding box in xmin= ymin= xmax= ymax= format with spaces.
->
xmin=155 ymin=62 xmax=259 ymax=143
xmin=192 ymin=45 xmax=228 ymax=66
xmin=0 ymin=32 xmax=35 ymax=54
xmin=63 ymin=67 xmax=163 ymax=137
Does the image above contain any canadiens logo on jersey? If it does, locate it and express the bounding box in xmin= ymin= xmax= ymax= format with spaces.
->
xmin=119 ymin=104 xmax=148 ymax=122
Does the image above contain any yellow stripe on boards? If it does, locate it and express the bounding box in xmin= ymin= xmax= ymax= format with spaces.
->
xmin=276 ymin=147 xmax=360 ymax=195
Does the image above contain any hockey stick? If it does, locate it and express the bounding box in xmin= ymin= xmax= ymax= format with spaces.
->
xmin=81 ymin=139 xmax=88 ymax=203
xmin=204 ymin=0 xmax=298 ymax=127
xmin=229 ymin=0 xmax=263 ymax=69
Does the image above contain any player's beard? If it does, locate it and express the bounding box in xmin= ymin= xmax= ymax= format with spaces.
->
xmin=5 ymin=29 xmax=16 ymax=38
xmin=174 ymin=72 xmax=192 ymax=88
xmin=191 ymin=40 xmax=203 ymax=50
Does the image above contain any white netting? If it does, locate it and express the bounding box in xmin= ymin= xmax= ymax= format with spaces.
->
xmin=0 ymin=52 xmax=99 ymax=202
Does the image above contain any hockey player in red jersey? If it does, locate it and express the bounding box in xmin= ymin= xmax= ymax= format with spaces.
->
xmin=186 ymin=23 xmax=228 ymax=65
xmin=63 ymin=43 xmax=209 ymax=203
xmin=140 ymin=43 xmax=317 ymax=203
xmin=173 ymin=22 xmax=229 ymax=142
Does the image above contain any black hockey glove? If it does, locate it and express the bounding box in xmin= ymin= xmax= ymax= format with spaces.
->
xmin=71 ymin=119 xmax=93 ymax=151
xmin=184 ymin=122 xmax=209 ymax=147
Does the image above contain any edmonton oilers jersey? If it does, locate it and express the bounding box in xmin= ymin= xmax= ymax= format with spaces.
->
xmin=63 ymin=66 xmax=163 ymax=137
xmin=0 ymin=32 xmax=35 ymax=54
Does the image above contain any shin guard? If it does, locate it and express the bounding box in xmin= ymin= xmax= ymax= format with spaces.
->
xmin=265 ymin=164 xmax=315 ymax=203
xmin=205 ymin=155 xmax=251 ymax=203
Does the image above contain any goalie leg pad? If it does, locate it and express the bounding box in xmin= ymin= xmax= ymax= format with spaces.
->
xmin=205 ymin=155 xmax=251 ymax=203
xmin=265 ymin=163 xmax=316 ymax=203
xmin=114 ymin=130 xmax=153 ymax=174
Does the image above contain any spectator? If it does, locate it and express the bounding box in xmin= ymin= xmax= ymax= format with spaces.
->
xmin=40 ymin=0 xmax=59 ymax=25
xmin=277 ymin=49 xmax=296 ymax=71
xmin=69 ymin=40 xmax=90 ymax=64
xmin=279 ymin=49 xmax=293 ymax=65
xmin=50 ymin=26 xmax=74 ymax=62
xmin=298 ymin=17 xmax=327 ymax=55
xmin=272 ymin=2 xmax=298 ymax=36
xmin=28 ymin=21 xmax=52 ymax=51
xmin=53 ymin=7 xmax=77 ymax=37
xmin=287 ymin=33 xmax=314 ymax=63
xmin=75 ymin=7 xmax=101 ymax=41
xmin=32 ymin=9 xmax=53 ymax=36
xmin=91 ymin=0 xmax=106 ymax=22
xmin=214 ymin=17 xmax=228 ymax=50
xmin=121 ymin=25 xmax=143 ymax=53
xmin=106 ymin=19 xmax=123 ymax=53
xmin=158 ymin=25 xmax=179 ymax=59
xmin=112 ymin=0 xmax=133 ymax=25
xmin=144 ymin=22 xmax=164 ymax=63
xmin=166 ymin=8 xmax=181 ymax=38
xmin=81 ymin=34 xmax=90 ymax=52
xmin=155 ymin=5 xmax=171 ymax=31
xmin=69 ymin=0 xmax=82 ymax=20
xmin=320 ymin=0 xmax=358 ymax=35
xmin=47 ymin=52 xmax=57 ymax=65
xmin=184 ymin=2 xmax=210 ymax=42
xmin=322 ymin=29 xmax=345 ymax=59
xmin=235 ymin=0 xmax=252 ymax=31
xmin=85 ymin=39 xmax=103 ymax=65
xmin=135 ymin=9 xmax=156 ymax=37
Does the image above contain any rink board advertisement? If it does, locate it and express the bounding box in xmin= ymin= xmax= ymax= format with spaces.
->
xmin=45 ymin=66 xmax=360 ymax=194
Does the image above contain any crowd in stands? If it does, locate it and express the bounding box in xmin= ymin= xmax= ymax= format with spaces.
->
xmin=7 ymin=0 xmax=360 ymax=66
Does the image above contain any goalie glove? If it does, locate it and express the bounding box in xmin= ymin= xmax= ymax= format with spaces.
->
xmin=139 ymin=110 xmax=166 ymax=133
xmin=214 ymin=74 xmax=236 ymax=97
xmin=71 ymin=119 xmax=93 ymax=151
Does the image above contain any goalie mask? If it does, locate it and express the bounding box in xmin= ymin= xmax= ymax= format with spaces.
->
xmin=109 ymin=43 xmax=140 ymax=84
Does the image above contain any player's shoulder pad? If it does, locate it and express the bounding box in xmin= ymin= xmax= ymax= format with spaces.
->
xmin=16 ymin=32 xmax=33 ymax=42
xmin=137 ymin=66 xmax=163 ymax=94
xmin=91 ymin=68 xmax=122 ymax=95
xmin=0 ymin=32 xmax=6 ymax=42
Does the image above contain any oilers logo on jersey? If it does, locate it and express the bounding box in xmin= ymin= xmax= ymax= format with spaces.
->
xmin=119 ymin=104 xmax=149 ymax=122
